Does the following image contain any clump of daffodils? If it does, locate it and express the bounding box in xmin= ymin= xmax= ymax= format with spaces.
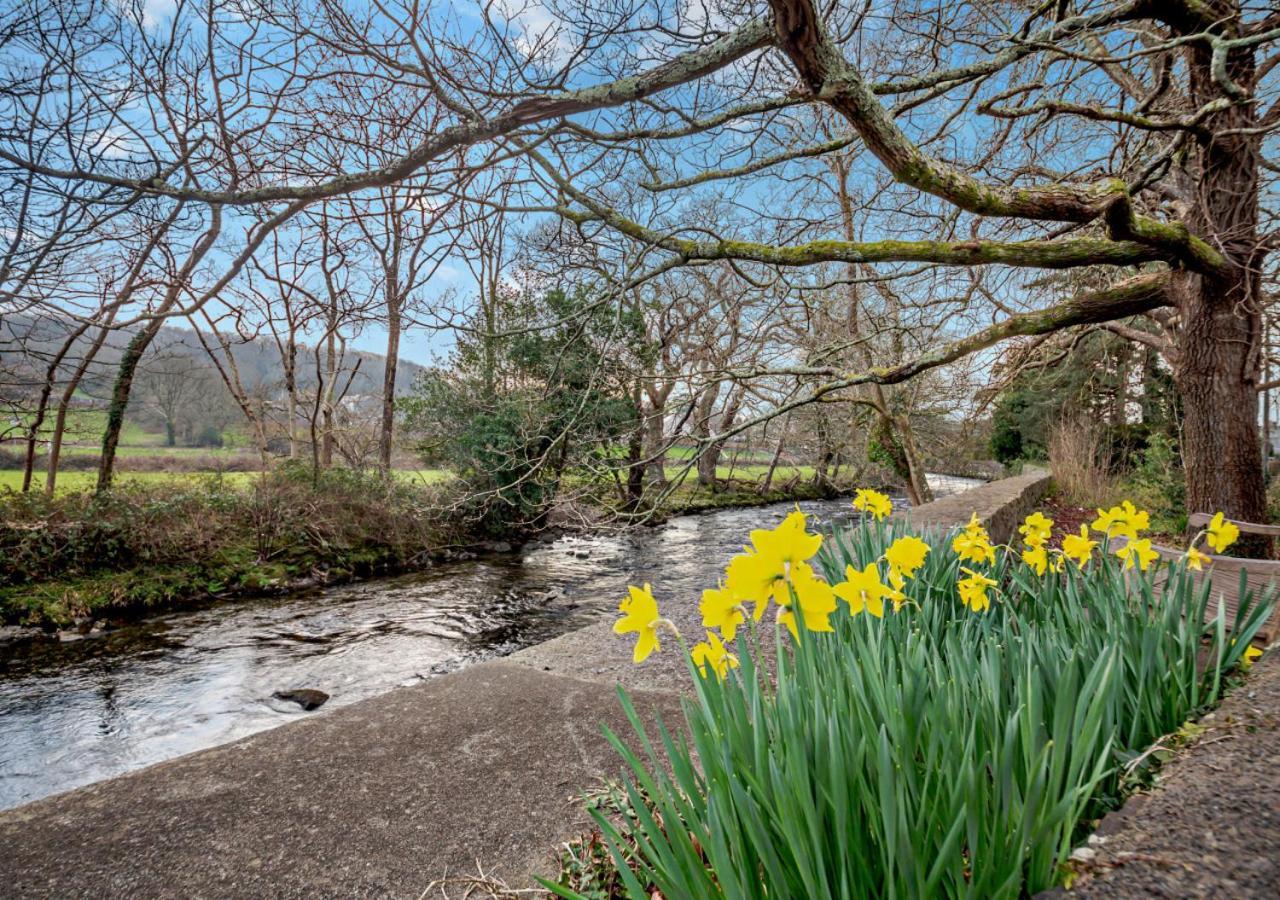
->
xmin=614 ymin=492 xmax=1246 ymax=681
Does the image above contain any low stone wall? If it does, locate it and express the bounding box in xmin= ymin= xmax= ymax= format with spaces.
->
xmin=900 ymin=469 xmax=1053 ymax=544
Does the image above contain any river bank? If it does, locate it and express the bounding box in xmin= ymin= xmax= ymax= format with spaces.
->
xmin=0 ymin=470 xmax=885 ymax=634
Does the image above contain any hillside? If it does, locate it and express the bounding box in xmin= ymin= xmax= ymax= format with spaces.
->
xmin=0 ymin=311 xmax=428 ymax=401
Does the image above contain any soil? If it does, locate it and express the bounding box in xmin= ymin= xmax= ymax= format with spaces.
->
xmin=1061 ymin=650 xmax=1280 ymax=898
xmin=1039 ymin=495 xmax=1094 ymax=550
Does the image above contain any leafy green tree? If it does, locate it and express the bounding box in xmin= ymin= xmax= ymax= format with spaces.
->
xmin=988 ymin=329 xmax=1180 ymax=469
xmin=403 ymin=285 xmax=643 ymax=534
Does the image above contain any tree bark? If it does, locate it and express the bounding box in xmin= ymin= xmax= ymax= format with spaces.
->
xmin=46 ymin=319 xmax=115 ymax=495
xmin=98 ymin=320 xmax=164 ymax=491
xmin=379 ymin=291 xmax=402 ymax=474
xmin=1169 ymin=4 xmax=1268 ymax=549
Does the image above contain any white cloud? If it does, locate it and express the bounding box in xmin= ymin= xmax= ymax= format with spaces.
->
xmin=84 ymin=126 xmax=137 ymax=160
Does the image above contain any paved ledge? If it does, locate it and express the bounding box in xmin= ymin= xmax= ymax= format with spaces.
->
xmin=900 ymin=469 xmax=1052 ymax=543
xmin=0 ymin=660 xmax=684 ymax=898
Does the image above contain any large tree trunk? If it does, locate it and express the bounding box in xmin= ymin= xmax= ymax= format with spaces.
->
xmin=1174 ymin=255 xmax=1266 ymax=532
xmin=693 ymin=380 xmax=721 ymax=487
xmin=1171 ymin=7 xmax=1268 ymax=547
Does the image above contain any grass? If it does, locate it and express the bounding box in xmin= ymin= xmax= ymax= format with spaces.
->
xmin=0 ymin=467 xmax=461 ymax=625
xmin=0 ymin=467 xmax=454 ymax=493
xmin=6 ymin=409 xmax=157 ymax=447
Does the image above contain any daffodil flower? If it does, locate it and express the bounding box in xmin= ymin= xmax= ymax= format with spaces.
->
xmin=724 ymin=509 xmax=824 ymax=618
xmin=691 ymin=631 xmax=739 ymax=680
xmin=777 ymin=571 xmax=837 ymax=638
xmin=1061 ymin=525 xmax=1098 ymax=568
xmin=957 ymin=567 xmax=998 ymax=613
xmin=1021 ymin=543 xmax=1050 ymax=576
xmin=952 ymin=529 xmax=996 ymax=565
xmin=1019 ymin=511 xmax=1054 ymax=547
xmin=884 ymin=535 xmax=930 ymax=580
xmin=1115 ymin=537 xmax=1159 ymax=572
xmin=852 ymin=488 xmax=893 ymax=521
xmin=1205 ymin=512 xmax=1240 ymax=553
xmin=1091 ymin=500 xmax=1150 ymax=540
xmin=832 ymin=562 xmax=890 ymax=618
xmin=699 ymin=584 xmax=747 ymax=642
xmin=1184 ymin=545 xmax=1211 ymax=571
xmin=614 ymin=583 xmax=664 ymax=663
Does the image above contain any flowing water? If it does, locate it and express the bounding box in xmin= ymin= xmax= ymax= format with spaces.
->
xmin=0 ymin=475 xmax=980 ymax=809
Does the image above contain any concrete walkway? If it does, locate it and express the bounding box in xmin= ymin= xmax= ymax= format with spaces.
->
xmin=0 ymin=476 xmax=1045 ymax=897
xmin=0 ymin=659 xmax=685 ymax=898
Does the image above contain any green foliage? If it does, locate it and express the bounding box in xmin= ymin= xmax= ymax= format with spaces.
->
xmin=989 ymin=386 xmax=1035 ymax=463
xmin=553 ymin=520 xmax=1272 ymax=899
xmin=988 ymin=330 xmax=1179 ymax=469
xmin=1121 ymin=433 xmax=1187 ymax=534
xmin=402 ymin=285 xmax=644 ymax=535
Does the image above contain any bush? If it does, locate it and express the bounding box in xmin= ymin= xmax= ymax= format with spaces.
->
xmin=564 ymin=509 xmax=1271 ymax=899
xmin=1122 ymin=433 xmax=1186 ymax=534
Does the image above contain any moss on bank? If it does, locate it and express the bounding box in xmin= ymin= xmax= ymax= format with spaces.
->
xmin=1 ymin=471 xmax=855 ymax=629
xmin=0 ymin=544 xmax=410 ymax=628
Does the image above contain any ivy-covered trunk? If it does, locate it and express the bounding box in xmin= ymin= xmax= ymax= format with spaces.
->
xmin=97 ymin=320 xmax=163 ymax=492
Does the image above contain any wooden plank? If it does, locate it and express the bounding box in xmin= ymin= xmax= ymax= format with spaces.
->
xmin=1145 ymin=542 xmax=1280 ymax=644
xmin=1187 ymin=511 xmax=1280 ymax=537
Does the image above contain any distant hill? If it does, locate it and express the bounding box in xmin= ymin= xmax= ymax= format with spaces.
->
xmin=0 ymin=312 xmax=427 ymax=401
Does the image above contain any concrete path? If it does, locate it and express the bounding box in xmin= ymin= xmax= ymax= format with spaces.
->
xmin=1065 ymin=652 xmax=1280 ymax=898
xmin=0 ymin=477 xmax=1039 ymax=897
xmin=0 ymin=659 xmax=684 ymax=898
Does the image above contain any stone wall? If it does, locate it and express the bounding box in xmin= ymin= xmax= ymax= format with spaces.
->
xmin=901 ymin=469 xmax=1053 ymax=543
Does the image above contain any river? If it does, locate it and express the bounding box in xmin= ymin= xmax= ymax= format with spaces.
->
xmin=0 ymin=475 xmax=981 ymax=809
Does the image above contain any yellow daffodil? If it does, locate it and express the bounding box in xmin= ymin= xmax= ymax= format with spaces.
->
xmin=1021 ymin=542 xmax=1050 ymax=576
xmin=963 ymin=512 xmax=986 ymax=536
xmin=952 ymin=529 xmax=996 ymax=565
xmin=1244 ymin=645 xmax=1263 ymax=665
xmin=853 ymin=488 xmax=893 ymax=521
xmin=614 ymin=583 xmax=663 ymax=663
xmin=1184 ymin=545 xmax=1211 ymax=572
xmin=724 ymin=509 xmax=824 ymax=618
xmin=885 ymin=565 xmax=910 ymax=610
xmin=1061 ymin=524 xmax=1098 ymax=568
xmin=1115 ymin=537 xmax=1159 ymax=572
xmin=1205 ymin=512 xmax=1240 ymax=553
xmin=1091 ymin=500 xmax=1150 ymax=540
xmin=957 ymin=567 xmax=998 ymax=613
xmin=1019 ymin=511 xmax=1054 ymax=547
xmin=884 ymin=535 xmax=930 ymax=580
xmin=699 ymin=584 xmax=747 ymax=642
xmin=690 ymin=631 xmax=739 ymax=680
xmin=777 ymin=570 xmax=837 ymax=638
xmin=832 ymin=562 xmax=890 ymax=618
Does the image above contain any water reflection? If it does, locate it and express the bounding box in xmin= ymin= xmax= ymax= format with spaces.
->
xmin=0 ymin=475 xmax=979 ymax=809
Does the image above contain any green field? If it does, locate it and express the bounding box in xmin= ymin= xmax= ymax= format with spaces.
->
xmin=0 ymin=463 xmax=811 ymax=496
xmin=0 ymin=468 xmax=455 ymax=494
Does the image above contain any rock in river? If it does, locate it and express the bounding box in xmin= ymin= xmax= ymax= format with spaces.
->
xmin=273 ymin=689 xmax=330 ymax=711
